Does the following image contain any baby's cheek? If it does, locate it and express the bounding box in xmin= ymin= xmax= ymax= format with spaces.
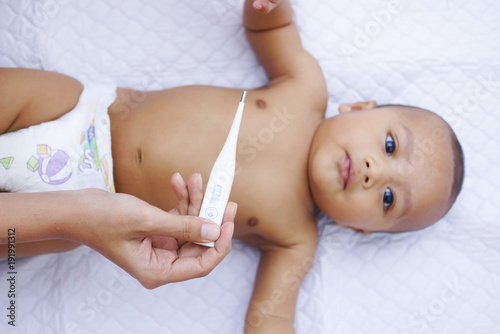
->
xmin=334 ymin=195 xmax=375 ymax=223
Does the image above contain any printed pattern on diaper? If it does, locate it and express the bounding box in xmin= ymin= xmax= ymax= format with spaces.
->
xmin=78 ymin=121 xmax=101 ymax=173
xmin=27 ymin=144 xmax=72 ymax=185
xmin=0 ymin=157 xmax=14 ymax=170
xmin=99 ymin=152 xmax=115 ymax=192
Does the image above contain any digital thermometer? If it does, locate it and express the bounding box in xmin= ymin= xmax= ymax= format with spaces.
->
xmin=196 ymin=91 xmax=247 ymax=247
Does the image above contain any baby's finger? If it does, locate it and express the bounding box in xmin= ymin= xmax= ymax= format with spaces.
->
xmin=170 ymin=173 xmax=189 ymax=215
xmin=187 ymin=173 xmax=204 ymax=216
xmin=253 ymin=0 xmax=278 ymax=14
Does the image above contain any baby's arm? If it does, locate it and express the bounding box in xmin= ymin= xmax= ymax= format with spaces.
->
xmin=245 ymin=234 xmax=317 ymax=333
xmin=244 ymin=0 xmax=327 ymax=110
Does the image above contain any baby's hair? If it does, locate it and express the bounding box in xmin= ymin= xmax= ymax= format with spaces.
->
xmin=376 ymin=104 xmax=465 ymax=212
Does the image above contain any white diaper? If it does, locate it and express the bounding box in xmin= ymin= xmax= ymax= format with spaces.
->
xmin=0 ymin=82 xmax=116 ymax=193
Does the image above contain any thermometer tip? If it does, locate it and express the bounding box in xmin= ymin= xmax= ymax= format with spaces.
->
xmin=240 ymin=91 xmax=247 ymax=103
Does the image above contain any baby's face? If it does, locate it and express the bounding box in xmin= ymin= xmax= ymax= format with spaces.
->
xmin=308 ymin=106 xmax=454 ymax=233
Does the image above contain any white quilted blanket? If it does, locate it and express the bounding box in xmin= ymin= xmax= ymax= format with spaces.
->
xmin=1 ymin=0 xmax=499 ymax=333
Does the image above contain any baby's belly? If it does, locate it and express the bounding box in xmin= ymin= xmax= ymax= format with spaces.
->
xmin=110 ymin=86 xmax=240 ymax=203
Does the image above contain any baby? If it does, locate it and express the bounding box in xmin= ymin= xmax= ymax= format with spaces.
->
xmin=0 ymin=0 xmax=464 ymax=333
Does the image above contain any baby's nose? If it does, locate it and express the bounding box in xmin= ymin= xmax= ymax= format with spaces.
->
xmin=362 ymin=156 xmax=387 ymax=189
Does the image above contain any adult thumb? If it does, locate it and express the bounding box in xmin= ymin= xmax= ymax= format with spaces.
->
xmin=162 ymin=214 xmax=221 ymax=243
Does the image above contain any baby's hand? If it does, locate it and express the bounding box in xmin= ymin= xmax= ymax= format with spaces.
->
xmin=252 ymin=0 xmax=281 ymax=14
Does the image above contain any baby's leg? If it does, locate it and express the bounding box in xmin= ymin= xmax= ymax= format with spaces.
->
xmin=0 ymin=68 xmax=83 ymax=133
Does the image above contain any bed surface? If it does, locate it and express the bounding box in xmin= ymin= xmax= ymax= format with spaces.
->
xmin=1 ymin=0 xmax=499 ymax=333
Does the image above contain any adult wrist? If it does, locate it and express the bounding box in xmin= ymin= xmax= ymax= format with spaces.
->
xmin=0 ymin=189 xmax=101 ymax=244
xmin=53 ymin=188 xmax=108 ymax=243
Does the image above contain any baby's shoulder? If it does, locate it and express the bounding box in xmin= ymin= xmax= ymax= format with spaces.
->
xmin=261 ymin=74 xmax=328 ymax=119
xmin=255 ymin=196 xmax=318 ymax=249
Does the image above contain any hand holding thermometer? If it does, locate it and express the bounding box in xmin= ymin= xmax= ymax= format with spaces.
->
xmin=196 ymin=91 xmax=247 ymax=247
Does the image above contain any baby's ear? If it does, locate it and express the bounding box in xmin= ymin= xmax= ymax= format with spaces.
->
xmin=333 ymin=222 xmax=372 ymax=235
xmin=344 ymin=226 xmax=372 ymax=234
xmin=338 ymin=101 xmax=377 ymax=113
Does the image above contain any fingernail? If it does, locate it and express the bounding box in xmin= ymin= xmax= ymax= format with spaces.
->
xmin=176 ymin=173 xmax=185 ymax=187
xmin=197 ymin=174 xmax=203 ymax=191
xmin=201 ymin=223 xmax=220 ymax=241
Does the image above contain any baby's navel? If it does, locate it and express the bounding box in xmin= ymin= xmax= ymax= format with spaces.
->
xmin=135 ymin=148 xmax=142 ymax=165
xmin=247 ymin=217 xmax=259 ymax=226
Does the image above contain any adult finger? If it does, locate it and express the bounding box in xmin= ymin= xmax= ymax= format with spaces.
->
xmin=170 ymin=173 xmax=189 ymax=215
xmin=161 ymin=221 xmax=234 ymax=283
xmin=213 ymin=220 xmax=234 ymax=256
xmin=151 ymin=214 xmax=221 ymax=243
xmin=211 ymin=202 xmax=236 ymax=255
xmin=176 ymin=200 xmax=235 ymax=256
xmin=222 ymin=201 xmax=238 ymax=224
xmin=186 ymin=173 xmax=204 ymax=216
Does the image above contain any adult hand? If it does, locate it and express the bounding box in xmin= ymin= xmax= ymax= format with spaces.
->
xmin=67 ymin=173 xmax=236 ymax=289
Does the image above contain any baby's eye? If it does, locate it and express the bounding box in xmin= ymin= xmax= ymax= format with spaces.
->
xmin=383 ymin=187 xmax=394 ymax=211
xmin=385 ymin=134 xmax=395 ymax=156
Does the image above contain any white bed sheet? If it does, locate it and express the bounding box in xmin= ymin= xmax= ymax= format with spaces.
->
xmin=0 ymin=0 xmax=499 ymax=333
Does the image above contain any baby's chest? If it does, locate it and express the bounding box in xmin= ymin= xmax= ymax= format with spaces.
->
xmin=230 ymin=167 xmax=314 ymax=243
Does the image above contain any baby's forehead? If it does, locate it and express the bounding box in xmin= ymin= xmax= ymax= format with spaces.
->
xmin=380 ymin=106 xmax=452 ymax=140
xmin=390 ymin=173 xmax=451 ymax=232
xmin=396 ymin=137 xmax=454 ymax=231
xmin=379 ymin=105 xmax=442 ymax=124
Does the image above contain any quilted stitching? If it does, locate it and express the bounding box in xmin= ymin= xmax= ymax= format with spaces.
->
xmin=0 ymin=0 xmax=499 ymax=333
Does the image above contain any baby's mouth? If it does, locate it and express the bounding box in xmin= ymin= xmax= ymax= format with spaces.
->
xmin=341 ymin=153 xmax=355 ymax=190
